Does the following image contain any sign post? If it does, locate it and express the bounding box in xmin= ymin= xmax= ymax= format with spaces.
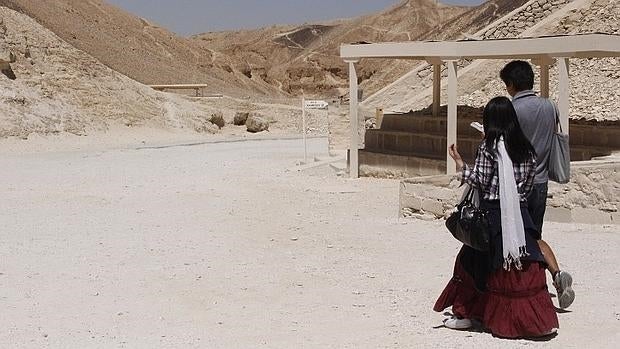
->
xmin=302 ymin=96 xmax=307 ymax=164
xmin=301 ymin=99 xmax=328 ymax=164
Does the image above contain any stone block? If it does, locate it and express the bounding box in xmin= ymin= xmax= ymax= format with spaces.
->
xmin=429 ymin=187 xmax=455 ymax=201
xmin=545 ymin=206 xmax=572 ymax=223
xmin=572 ymin=207 xmax=612 ymax=225
xmin=422 ymin=198 xmax=444 ymax=216
xmin=599 ymin=183 xmax=618 ymax=201
xmin=401 ymin=195 xmax=423 ymax=212
xmin=611 ymin=212 xmax=620 ymax=225
xmin=407 ymin=184 xmax=430 ymax=197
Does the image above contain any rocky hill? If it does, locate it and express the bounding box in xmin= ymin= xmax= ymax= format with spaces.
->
xmin=192 ymin=0 xmax=485 ymax=97
xmin=363 ymin=0 xmax=620 ymax=122
xmin=0 ymin=0 xmax=534 ymax=100
xmin=0 ymin=6 xmax=224 ymax=138
xmin=1 ymin=0 xmax=617 ymax=141
xmin=0 ymin=0 xmax=282 ymax=98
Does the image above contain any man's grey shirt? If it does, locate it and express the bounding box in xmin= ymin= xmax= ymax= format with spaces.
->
xmin=511 ymin=90 xmax=556 ymax=184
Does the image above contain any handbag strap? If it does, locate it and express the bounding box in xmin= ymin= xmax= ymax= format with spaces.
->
xmin=551 ymin=100 xmax=563 ymax=133
xmin=461 ymin=185 xmax=477 ymax=205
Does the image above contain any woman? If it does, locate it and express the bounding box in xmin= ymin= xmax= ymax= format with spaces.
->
xmin=433 ymin=96 xmax=559 ymax=338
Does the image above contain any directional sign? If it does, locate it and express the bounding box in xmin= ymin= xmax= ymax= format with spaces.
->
xmin=304 ymin=100 xmax=329 ymax=109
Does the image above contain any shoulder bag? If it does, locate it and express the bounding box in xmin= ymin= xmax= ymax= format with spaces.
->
xmin=445 ymin=185 xmax=490 ymax=251
xmin=549 ymin=102 xmax=570 ymax=184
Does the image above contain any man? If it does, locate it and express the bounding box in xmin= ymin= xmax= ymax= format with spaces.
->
xmin=500 ymin=60 xmax=575 ymax=309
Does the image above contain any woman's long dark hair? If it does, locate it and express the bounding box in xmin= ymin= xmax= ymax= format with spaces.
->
xmin=483 ymin=96 xmax=536 ymax=163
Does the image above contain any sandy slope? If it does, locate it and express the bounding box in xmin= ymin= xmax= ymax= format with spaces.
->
xmin=0 ymin=0 xmax=279 ymax=97
xmin=0 ymin=6 xmax=225 ymax=138
xmin=1 ymin=5 xmax=329 ymax=140
xmin=1 ymin=136 xmax=617 ymax=348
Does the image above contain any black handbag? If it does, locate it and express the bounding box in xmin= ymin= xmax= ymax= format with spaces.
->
xmin=445 ymin=185 xmax=490 ymax=251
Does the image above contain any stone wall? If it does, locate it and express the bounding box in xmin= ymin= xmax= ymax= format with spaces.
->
xmin=360 ymin=152 xmax=445 ymax=179
xmin=407 ymin=1 xmax=576 ymax=82
xmin=400 ymin=175 xmax=463 ymax=220
xmin=362 ymin=0 xmax=577 ymax=111
xmin=483 ymin=0 xmax=572 ymax=39
xmin=556 ymin=0 xmax=620 ymax=35
xmin=546 ymin=161 xmax=620 ymax=224
xmin=400 ymin=158 xmax=620 ymax=225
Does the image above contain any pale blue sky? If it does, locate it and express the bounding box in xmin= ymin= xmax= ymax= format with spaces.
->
xmin=106 ymin=0 xmax=485 ymax=35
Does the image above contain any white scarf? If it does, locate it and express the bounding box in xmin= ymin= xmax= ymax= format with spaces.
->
xmin=495 ymin=138 xmax=528 ymax=270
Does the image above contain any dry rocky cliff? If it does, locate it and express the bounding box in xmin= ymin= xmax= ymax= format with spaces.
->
xmin=1 ymin=0 xmax=617 ymax=140
xmin=192 ymin=0 xmax=476 ymax=97
xmin=0 ymin=0 xmax=282 ymax=98
xmin=363 ymin=0 xmax=619 ymax=123
xmin=0 ymin=6 xmax=223 ymax=138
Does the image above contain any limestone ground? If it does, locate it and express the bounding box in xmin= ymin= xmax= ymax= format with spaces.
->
xmin=0 ymin=136 xmax=617 ymax=348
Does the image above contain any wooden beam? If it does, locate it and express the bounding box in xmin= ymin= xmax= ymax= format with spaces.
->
xmin=432 ymin=63 xmax=441 ymax=117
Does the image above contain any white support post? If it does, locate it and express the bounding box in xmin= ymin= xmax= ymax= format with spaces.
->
xmin=446 ymin=60 xmax=458 ymax=175
xmin=558 ymin=57 xmax=570 ymax=134
xmin=533 ymin=56 xmax=554 ymax=98
xmin=346 ymin=59 xmax=360 ymax=178
xmin=433 ymin=64 xmax=441 ymax=117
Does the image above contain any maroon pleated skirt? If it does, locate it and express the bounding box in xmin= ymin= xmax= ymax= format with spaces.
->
xmin=434 ymin=249 xmax=559 ymax=338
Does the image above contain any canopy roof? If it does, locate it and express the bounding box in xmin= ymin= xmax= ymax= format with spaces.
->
xmin=340 ymin=34 xmax=620 ymax=61
xmin=339 ymin=34 xmax=620 ymax=178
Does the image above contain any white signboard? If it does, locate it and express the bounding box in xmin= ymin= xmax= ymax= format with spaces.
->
xmin=304 ymin=100 xmax=329 ymax=110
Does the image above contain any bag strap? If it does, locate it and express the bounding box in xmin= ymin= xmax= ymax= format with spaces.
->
xmin=551 ymin=100 xmax=563 ymax=133
xmin=463 ymin=184 xmax=480 ymax=205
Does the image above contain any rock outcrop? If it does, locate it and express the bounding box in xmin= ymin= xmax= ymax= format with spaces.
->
xmin=233 ymin=112 xmax=249 ymax=126
xmin=0 ymin=7 xmax=219 ymax=138
xmin=246 ymin=114 xmax=269 ymax=133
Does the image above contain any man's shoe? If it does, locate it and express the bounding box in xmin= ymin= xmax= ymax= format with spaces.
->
xmin=443 ymin=317 xmax=473 ymax=329
xmin=553 ymin=270 xmax=575 ymax=309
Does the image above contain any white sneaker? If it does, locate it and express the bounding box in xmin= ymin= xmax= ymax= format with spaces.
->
xmin=443 ymin=317 xmax=473 ymax=329
xmin=553 ymin=271 xmax=575 ymax=309
xmin=543 ymin=328 xmax=558 ymax=336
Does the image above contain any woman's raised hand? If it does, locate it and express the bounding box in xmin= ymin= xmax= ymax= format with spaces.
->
xmin=449 ymin=144 xmax=465 ymax=170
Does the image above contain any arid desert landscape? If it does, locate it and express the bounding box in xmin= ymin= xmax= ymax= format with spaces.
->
xmin=1 ymin=0 xmax=619 ymax=348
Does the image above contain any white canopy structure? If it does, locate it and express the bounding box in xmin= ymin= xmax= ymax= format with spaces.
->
xmin=340 ymin=34 xmax=620 ymax=178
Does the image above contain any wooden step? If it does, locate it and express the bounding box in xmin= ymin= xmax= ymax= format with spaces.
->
xmin=364 ymin=130 xmax=479 ymax=163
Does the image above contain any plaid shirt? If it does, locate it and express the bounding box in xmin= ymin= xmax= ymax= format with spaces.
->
xmin=461 ymin=142 xmax=536 ymax=201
